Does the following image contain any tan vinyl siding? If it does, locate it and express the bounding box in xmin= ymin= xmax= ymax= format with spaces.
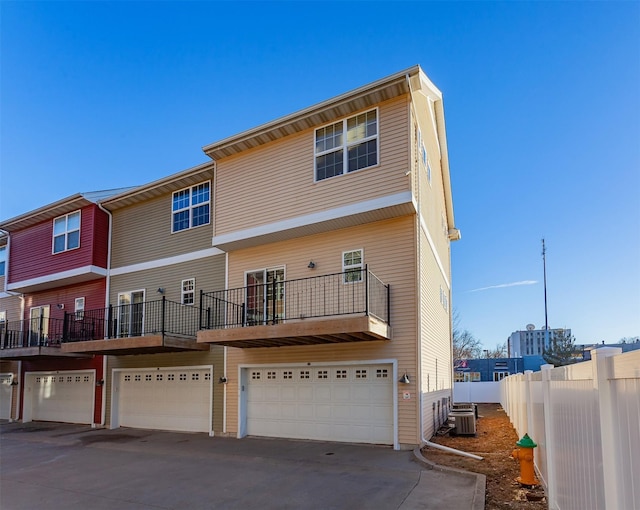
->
xmin=222 ymin=216 xmax=420 ymax=445
xmin=0 ymin=294 xmax=22 ymax=322
xmin=419 ymin=227 xmax=453 ymax=439
xmin=214 ymin=97 xmax=411 ymax=236
xmin=104 ymin=349 xmax=225 ymax=433
xmin=109 ymin=254 xmax=226 ymax=306
xmin=111 ymin=186 xmax=215 ymax=268
xmin=412 ymin=95 xmax=452 ymax=274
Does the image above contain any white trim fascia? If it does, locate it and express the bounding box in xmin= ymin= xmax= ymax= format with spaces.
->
xmin=7 ymin=265 xmax=107 ymax=291
xmin=0 ymin=292 xmax=14 ymax=299
xmin=110 ymin=247 xmax=224 ymax=276
xmin=418 ymin=212 xmax=450 ymax=290
xmin=212 ymin=192 xmax=414 ymax=248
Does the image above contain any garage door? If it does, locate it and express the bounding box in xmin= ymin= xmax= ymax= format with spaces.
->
xmin=245 ymin=364 xmax=393 ymax=445
xmin=116 ymin=367 xmax=211 ymax=433
xmin=26 ymin=371 xmax=94 ymax=424
xmin=0 ymin=373 xmax=13 ymax=420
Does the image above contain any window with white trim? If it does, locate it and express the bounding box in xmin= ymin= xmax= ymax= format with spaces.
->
xmin=53 ymin=211 xmax=80 ymax=253
xmin=0 ymin=246 xmax=5 ymax=276
xmin=493 ymin=371 xmax=509 ymax=381
xmin=172 ymin=182 xmax=210 ymax=232
xmin=74 ymin=297 xmax=85 ymax=320
xmin=181 ymin=278 xmax=195 ymax=305
xmin=315 ymin=109 xmax=378 ymax=181
xmin=342 ymin=249 xmax=363 ymax=283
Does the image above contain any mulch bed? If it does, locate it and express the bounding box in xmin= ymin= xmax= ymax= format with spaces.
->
xmin=421 ymin=404 xmax=547 ymax=509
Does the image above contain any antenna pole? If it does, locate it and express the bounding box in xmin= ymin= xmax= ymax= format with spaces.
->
xmin=542 ymin=238 xmax=549 ymax=349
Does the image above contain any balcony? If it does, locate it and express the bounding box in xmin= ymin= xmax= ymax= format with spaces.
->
xmin=0 ymin=318 xmax=88 ymax=359
xmin=60 ymin=298 xmax=209 ymax=355
xmin=197 ymin=267 xmax=391 ymax=348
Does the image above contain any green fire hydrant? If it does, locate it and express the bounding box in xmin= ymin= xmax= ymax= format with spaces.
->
xmin=511 ymin=433 xmax=539 ymax=486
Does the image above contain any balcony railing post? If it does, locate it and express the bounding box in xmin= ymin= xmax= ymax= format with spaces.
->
xmin=386 ymin=284 xmax=390 ymax=326
xmin=63 ymin=311 xmax=70 ymax=341
xmin=199 ymin=289 xmax=204 ymax=329
xmin=38 ymin=312 xmax=45 ymax=347
xmin=107 ymin=304 xmax=114 ymax=339
xmin=365 ymin=265 xmax=369 ymax=317
xmin=272 ymin=279 xmax=277 ymax=325
xmin=161 ymin=296 xmax=166 ymax=337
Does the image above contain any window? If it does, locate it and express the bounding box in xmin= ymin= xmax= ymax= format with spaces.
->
xmin=74 ymin=297 xmax=85 ymax=320
xmin=315 ymin=109 xmax=378 ymax=181
xmin=417 ymin=128 xmax=431 ymax=186
xmin=182 ymin=278 xmax=195 ymax=305
xmin=343 ymin=249 xmax=363 ymax=283
xmin=172 ymin=182 xmax=210 ymax=232
xmin=53 ymin=211 xmax=80 ymax=253
xmin=439 ymin=286 xmax=449 ymax=311
xmin=493 ymin=371 xmax=509 ymax=381
xmin=0 ymin=246 xmax=5 ymax=276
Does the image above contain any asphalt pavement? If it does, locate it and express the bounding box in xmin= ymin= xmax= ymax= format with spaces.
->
xmin=0 ymin=421 xmax=484 ymax=510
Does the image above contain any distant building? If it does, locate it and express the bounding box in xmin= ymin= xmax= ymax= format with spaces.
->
xmin=454 ymin=355 xmax=547 ymax=382
xmin=508 ymin=324 xmax=572 ymax=357
xmin=581 ymin=339 xmax=640 ymax=360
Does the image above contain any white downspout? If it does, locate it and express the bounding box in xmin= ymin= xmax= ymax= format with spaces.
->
xmin=222 ymin=250 xmax=228 ymax=435
xmin=97 ymin=203 xmax=113 ymax=427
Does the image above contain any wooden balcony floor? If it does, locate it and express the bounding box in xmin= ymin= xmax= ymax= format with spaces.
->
xmin=197 ymin=315 xmax=391 ymax=348
xmin=60 ymin=335 xmax=210 ymax=356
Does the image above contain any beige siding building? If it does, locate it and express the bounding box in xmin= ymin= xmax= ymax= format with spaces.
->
xmin=55 ymin=65 xmax=459 ymax=448
xmin=198 ymin=65 xmax=460 ymax=449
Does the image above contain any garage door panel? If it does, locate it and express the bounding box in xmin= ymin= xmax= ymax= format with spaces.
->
xmin=246 ymin=364 xmax=393 ymax=445
xmin=118 ymin=367 xmax=211 ymax=433
xmin=28 ymin=372 xmax=94 ymax=424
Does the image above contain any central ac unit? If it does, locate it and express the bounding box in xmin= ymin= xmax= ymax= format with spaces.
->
xmin=449 ymin=410 xmax=476 ymax=436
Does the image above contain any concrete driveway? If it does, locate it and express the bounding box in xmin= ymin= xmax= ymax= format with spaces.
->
xmin=0 ymin=422 xmax=484 ymax=510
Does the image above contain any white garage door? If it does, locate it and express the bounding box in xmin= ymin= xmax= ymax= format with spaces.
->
xmin=0 ymin=373 xmax=13 ymax=420
xmin=246 ymin=364 xmax=393 ymax=445
xmin=117 ymin=367 xmax=211 ymax=433
xmin=26 ymin=372 xmax=94 ymax=424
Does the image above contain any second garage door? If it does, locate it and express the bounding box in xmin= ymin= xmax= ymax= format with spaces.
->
xmin=245 ymin=363 xmax=393 ymax=445
xmin=114 ymin=366 xmax=212 ymax=433
xmin=25 ymin=371 xmax=95 ymax=424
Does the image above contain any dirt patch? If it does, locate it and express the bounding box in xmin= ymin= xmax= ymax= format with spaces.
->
xmin=422 ymin=404 xmax=547 ymax=510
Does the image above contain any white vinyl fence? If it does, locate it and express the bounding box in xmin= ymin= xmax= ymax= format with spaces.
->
xmin=453 ymin=381 xmax=502 ymax=403
xmin=501 ymin=347 xmax=640 ymax=510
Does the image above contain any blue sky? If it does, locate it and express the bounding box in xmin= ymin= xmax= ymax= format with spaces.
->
xmin=2 ymin=1 xmax=638 ymax=348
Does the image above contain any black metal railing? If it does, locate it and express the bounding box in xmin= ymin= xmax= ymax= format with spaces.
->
xmin=0 ymin=317 xmax=65 ymax=350
xmin=61 ymin=297 xmax=199 ymax=343
xmin=199 ymin=266 xmax=389 ymax=330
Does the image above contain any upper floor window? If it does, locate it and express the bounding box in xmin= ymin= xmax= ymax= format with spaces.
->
xmin=182 ymin=278 xmax=195 ymax=305
xmin=343 ymin=249 xmax=363 ymax=283
xmin=315 ymin=109 xmax=378 ymax=181
xmin=0 ymin=246 xmax=6 ymax=276
xmin=74 ymin=297 xmax=85 ymax=320
xmin=172 ymin=182 xmax=210 ymax=233
xmin=53 ymin=211 xmax=80 ymax=254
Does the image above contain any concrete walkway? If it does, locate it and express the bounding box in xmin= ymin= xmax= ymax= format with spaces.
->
xmin=0 ymin=421 xmax=484 ymax=510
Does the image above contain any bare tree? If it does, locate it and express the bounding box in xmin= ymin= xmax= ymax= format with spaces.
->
xmin=452 ymin=311 xmax=483 ymax=359
xmin=453 ymin=329 xmax=483 ymax=360
xmin=484 ymin=342 xmax=507 ymax=358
